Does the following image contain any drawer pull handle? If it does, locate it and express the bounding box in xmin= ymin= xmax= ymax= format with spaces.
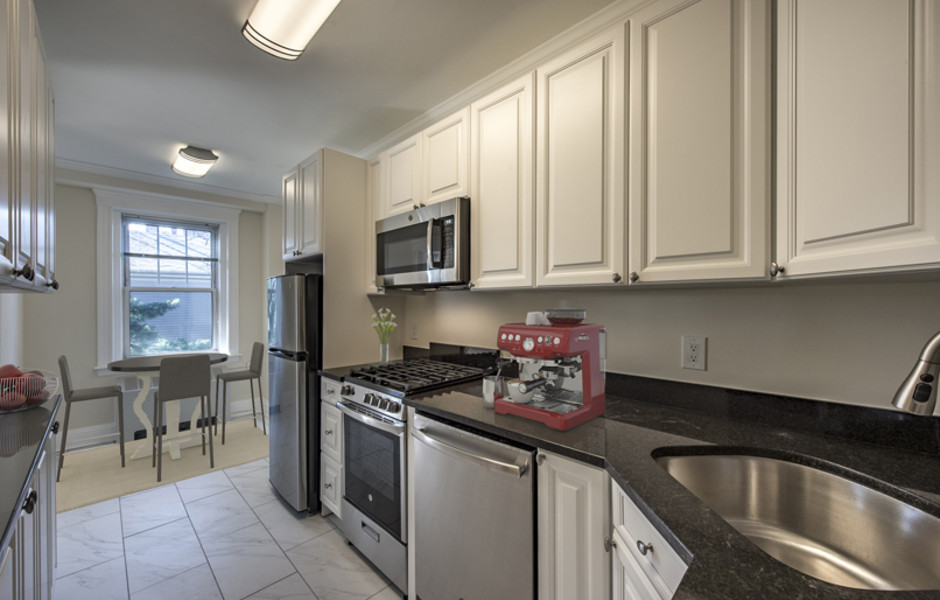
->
xmin=636 ymin=540 xmax=653 ymax=556
xmin=325 ymin=429 xmax=333 ymax=436
xmin=324 ymin=482 xmax=332 ymax=489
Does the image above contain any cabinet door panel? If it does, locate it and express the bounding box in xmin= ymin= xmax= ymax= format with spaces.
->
xmin=471 ymin=74 xmax=534 ymax=289
xmin=629 ymin=0 xmax=769 ymax=283
xmin=536 ymin=24 xmax=625 ymax=286
xmin=0 ymin=0 xmax=13 ymax=279
xmin=299 ymin=152 xmax=322 ymax=256
xmin=423 ymin=108 xmax=468 ymax=205
xmin=776 ymin=0 xmax=940 ymax=276
xmin=386 ymin=135 xmax=421 ymax=217
xmin=282 ymin=169 xmax=299 ymax=259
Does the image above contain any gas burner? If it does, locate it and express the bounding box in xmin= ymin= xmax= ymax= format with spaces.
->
xmin=347 ymin=358 xmax=484 ymax=396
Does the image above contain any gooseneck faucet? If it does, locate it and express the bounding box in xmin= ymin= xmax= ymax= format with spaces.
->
xmin=893 ymin=331 xmax=940 ymax=416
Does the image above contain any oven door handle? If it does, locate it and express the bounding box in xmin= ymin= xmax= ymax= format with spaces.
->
xmin=337 ymin=401 xmax=406 ymax=436
xmin=411 ymin=425 xmax=528 ymax=478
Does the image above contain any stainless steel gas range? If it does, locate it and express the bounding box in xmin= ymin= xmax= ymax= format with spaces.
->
xmin=335 ymin=358 xmax=485 ymax=595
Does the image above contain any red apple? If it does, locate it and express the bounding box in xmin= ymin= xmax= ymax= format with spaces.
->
xmin=0 ymin=364 xmax=23 ymax=379
xmin=0 ymin=390 xmax=27 ymax=411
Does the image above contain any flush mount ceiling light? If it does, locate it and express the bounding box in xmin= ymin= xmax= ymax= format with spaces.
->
xmin=242 ymin=0 xmax=342 ymax=60
xmin=171 ymin=145 xmax=219 ymax=178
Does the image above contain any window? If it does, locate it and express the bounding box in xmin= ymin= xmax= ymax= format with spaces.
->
xmin=122 ymin=217 xmax=219 ymax=356
xmin=96 ymin=189 xmax=240 ymax=369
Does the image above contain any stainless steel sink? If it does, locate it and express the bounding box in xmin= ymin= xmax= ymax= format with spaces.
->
xmin=655 ymin=453 xmax=940 ymax=591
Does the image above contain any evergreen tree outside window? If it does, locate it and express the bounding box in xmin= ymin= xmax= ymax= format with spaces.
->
xmin=123 ymin=216 xmax=219 ymax=356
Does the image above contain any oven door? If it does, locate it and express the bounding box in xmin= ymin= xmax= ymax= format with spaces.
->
xmin=338 ymin=401 xmax=407 ymax=542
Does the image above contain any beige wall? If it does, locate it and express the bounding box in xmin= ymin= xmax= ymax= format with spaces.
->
xmin=15 ymin=182 xmax=276 ymax=434
xmin=403 ymin=277 xmax=940 ymax=410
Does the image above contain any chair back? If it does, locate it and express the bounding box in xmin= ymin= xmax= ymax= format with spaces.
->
xmin=158 ymin=355 xmax=211 ymax=402
xmin=58 ymin=355 xmax=74 ymax=400
xmin=249 ymin=342 xmax=265 ymax=375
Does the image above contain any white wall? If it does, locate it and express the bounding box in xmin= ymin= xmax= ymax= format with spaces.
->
xmin=403 ymin=277 xmax=940 ymax=410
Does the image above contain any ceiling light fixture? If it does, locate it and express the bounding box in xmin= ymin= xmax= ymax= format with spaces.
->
xmin=172 ymin=145 xmax=219 ymax=178
xmin=242 ymin=0 xmax=342 ymax=61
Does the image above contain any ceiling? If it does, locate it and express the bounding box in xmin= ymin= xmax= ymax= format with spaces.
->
xmin=33 ymin=0 xmax=615 ymax=203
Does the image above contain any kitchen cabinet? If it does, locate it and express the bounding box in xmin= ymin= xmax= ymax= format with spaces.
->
xmin=422 ymin=107 xmax=469 ymax=206
xmin=537 ymin=450 xmax=610 ymax=600
xmin=536 ymin=23 xmax=625 ymax=287
xmin=626 ymin=0 xmax=770 ymax=284
xmin=281 ymin=151 xmax=322 ymax=260
xmin=319 ymin=378 xmax=343 ymax=518
xmin=611 ymin=483 xmax=686 ymax=600
xmin=383 ymin=134 xmax=421 ymax=218
xmin=0 ymin=0 xmax=56 ymax=293
xmin=774 ymin=0 xmax=940 ymax=278
xmin=470 ymin=73 xmax=535 ymax=290
xmin=0 ymin=424 xmax=58 ymax=600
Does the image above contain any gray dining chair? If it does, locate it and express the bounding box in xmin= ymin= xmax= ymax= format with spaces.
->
xmin=153 ymin=354 xmax=213 ymax=482
xmin=214 ymin=342 xmax=265 ymax=444
xmin=57 ymin=355 xmax=125 ymax=482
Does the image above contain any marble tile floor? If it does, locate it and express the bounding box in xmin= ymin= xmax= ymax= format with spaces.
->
xmin=55 ymin=458 xmax=403 ymax=600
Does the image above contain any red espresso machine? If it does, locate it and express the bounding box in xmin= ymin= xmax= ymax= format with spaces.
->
xmin=495 ymin=312 xmax=606 ymax=430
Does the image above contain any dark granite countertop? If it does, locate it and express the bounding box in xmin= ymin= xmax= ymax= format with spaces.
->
xmin=1 ymin=395 xmax=62 ymax=554
xmin=321 ymin=363 xmax=940 ymax=599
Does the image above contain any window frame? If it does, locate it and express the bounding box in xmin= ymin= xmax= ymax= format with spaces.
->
xmin=121 ymin=215 xmax=221 ymax=357
xmin=95 ymin=189 xmax=241 ymax=370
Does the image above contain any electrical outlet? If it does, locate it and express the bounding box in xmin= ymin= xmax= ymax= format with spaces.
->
xmin=682 ymin=336 xmax=707 ymax=371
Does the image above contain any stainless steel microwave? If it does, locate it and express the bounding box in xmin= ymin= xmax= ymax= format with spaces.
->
xmin=375 ymin=196 xmax=470 ymax=289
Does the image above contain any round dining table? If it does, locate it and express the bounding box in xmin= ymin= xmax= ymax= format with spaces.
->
xmin=108 ymin=353 xmax=228 ymax=461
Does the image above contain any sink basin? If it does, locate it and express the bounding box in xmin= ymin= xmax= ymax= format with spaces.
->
xmin=655 ymin=452 xmax=940 ymax=591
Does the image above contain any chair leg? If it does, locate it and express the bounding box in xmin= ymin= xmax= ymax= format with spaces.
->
xmin=250 ymin=380 xmax=258 ymax=428
xmin=152 ymin=397 xmax=158 ymax=469
xmin=56 ymin=401 xmax=72 ymax=482
xmin=257 ymin=377 xmax=266 ymax=435
xmin=157 ymin=401 xmax=163 ymax=482
xmin=221 ymin=382 xmax=227 ymax=445
xmin=205 ymin=395 xmax=214 ymax=469
xmin=214 ymin=377 xmax=220 ymax=436
xmin=117 ymin=395 xmax=125 ymax=468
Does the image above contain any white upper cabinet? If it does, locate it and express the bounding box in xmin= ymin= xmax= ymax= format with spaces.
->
xmin=627 ymin=0 xmax=770 ymax=284
xmin=536 ymin=23 xmax=626 ymax=287
xmin=775 ymin=0 xmax=940 ymax=278
xmin=365 ymin=154 xmax=383 ymax=293
xmin=384 ymin=133 xmax=422 ymax=217
xmin=470 ymin=73 xmax=535 ymax=290
xmin=281 ymin=167 xmax=300 ymax=259
xmin=423 ymin=107 xmax=469 ymax=206
xmin=297 ymin=151 xmax=323 ymax=257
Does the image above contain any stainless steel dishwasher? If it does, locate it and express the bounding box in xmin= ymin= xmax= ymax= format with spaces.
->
xmin=411 ymin=413 xmax=535 ymax=600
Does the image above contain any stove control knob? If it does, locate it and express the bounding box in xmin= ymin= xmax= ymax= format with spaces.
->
xmin=378 ymin=398 xmax=389 ymax=410
xmin=389 ymin=403 xmax=401 ymax=413
xmin=341 ymin=385 xmax=354 ymax=396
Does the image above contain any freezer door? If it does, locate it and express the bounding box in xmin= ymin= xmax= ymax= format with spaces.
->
xmin=267 ymin=275 xmax=305 ymax=353
xmin=268 ymin=352 xmax=307 ymax=511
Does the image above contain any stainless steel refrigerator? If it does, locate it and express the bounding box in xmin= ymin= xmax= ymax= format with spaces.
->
xmin=267 ymin=273 xmax=322 ymax=512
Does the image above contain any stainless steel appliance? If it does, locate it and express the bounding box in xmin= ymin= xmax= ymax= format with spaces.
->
xmin=338 ymin=358 xmax=485 ymax=595
xmin=375 ymin=196 xmax=470 ymax=290
xmin=267 ymin=274 xmax=322 ymax=512
xmin=411 ymin=413 xmax=536 ymax=600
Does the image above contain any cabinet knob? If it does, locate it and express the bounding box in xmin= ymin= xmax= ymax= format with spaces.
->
xmin=770 ymin=262 xmax=786 ymax=277
xmin=536 ymin=454 xmax=546 ymax=466
xmin=604 ymin=536 xmax=616 ymax=552
xmin=13 ymin=263 xmax=34 ymax=282
xmin=636 ymin=540 xmax=653 ymax=556
xmin=52 ymin=421 xmax=60 ymax=434
xmin=324 ymin=482 xmax=332 ymax=489
xmin=628 ymin=271 xmax=639 ymax=283
xmin=325 ymin=429 xmax=333 ymax=436
xmin=612 ymin=273 xmax=622 ymax=283
xmin=46 ymin=279 xmax=59 ymax=290
xmin=22 ymin=490 xmax=37 ymax=515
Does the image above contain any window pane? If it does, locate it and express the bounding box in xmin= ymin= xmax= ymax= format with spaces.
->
xmin=127 ymin=223 xmax=158 ymax=254
xmin=187 ymin=230 xmax=212 ymax=258
xmin=160 ymin=226 xmax=187 ymax=256
xmin=128 ymin=291 xmax=213 ymax=356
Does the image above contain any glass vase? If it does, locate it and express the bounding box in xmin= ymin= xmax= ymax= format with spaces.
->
xmin=379 ymin=342 xmax=389 ymax=363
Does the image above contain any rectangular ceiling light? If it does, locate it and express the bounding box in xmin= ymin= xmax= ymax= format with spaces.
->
xmin=242 ymin=0 xmax=342 ymax=60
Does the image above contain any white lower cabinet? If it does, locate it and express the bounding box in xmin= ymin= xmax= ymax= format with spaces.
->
xmin=537 ymin=450 xmax=610 ymax=600
xmin=320 ymin=379 xmax=343 ymax=519
xmin=0 ymin=426 xmax=57 ymax=600
xmin=611 ymin=483 xmax=687 ymax=600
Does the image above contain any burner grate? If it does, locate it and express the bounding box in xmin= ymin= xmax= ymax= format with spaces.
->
xmin=348 ymin=358 xmax=484 ymax=395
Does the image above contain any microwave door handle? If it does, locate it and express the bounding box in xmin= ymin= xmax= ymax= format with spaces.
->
xmin=426 ymin=219 xmax=435 ymax=270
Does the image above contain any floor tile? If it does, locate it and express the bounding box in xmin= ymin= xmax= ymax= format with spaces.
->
xmin=56 ymin=511 xmax=125 ymax=578
xmin=57 ymin=498 xmax=121 ymax=530
xmin=130 ymin=563 xmax=222 ymax=600
xmin=119 ymin=484 xmax=187 ymax=537
xmin=244 ymin=573 xmax=317 ymax=600
xmin=176 ymin=470 xmax=235 ymax=504
xmin=223 ymin=458 xmax=268 ymax=477
xmin=287 ymin=529 xmax=388 ymax=600
xmin=229 ymin=466 xmax=279 ymax=507
xmin=53 ymin=555 xmax=128 ymax=600
xmin=201 ymin=521 xmax=297 ymax=600
xmin=187 ymin=488 xmax=258 ymax=542
xmin=124 ymin=517 xmax=207 ymax=593
xmin=369 ymin=586 xmax=405 ymax=600
xmin=253 ymin=497 xmax=334 ymax=552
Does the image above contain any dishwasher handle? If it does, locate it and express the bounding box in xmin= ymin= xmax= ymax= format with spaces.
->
xmin=411 ymin=425 xmax=529 ymax=478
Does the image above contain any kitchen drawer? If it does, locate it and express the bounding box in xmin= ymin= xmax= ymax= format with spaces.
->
xmin=612 ymin=484 xmax=687 ymax=598
xmin=612 ymin=529 xmax=662 ymax=600
xmin=320 ymin=454 xmax=342 ymax=518
xmin=321 ymin=378 xmax=342 ymax=405
xmin=320 ymin=401 xmax=342 ymax=462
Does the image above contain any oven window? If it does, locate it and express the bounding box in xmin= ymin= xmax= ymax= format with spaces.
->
xmin=343 ymin=414 xmax=403 ymax=540
xmin=377 ymin=221 xmax=428 ymax=276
